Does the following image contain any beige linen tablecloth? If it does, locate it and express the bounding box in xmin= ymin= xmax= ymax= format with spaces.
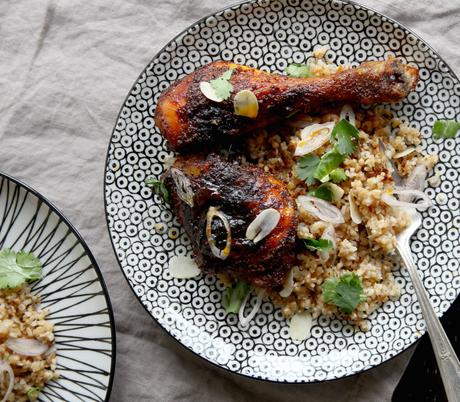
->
xmin=1 ymin=0 xmax=458 ymax=400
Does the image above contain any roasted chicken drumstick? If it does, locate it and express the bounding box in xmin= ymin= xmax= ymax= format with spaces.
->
xmin=155 ymin=59 xmax=418 ymax=151
xmin=163 ymin=154 xmax=297 ymax=288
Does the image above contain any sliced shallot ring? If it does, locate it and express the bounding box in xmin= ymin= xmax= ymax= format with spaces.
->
xmin=246 ymin=208 xmax=280 ymax=244
xmin=170 ymin=168 xmax=194 ymax=207
xmin=289 ymin=311 xmax=313 ymax=341
xmin=0 ymin=361 xmax=14 ymax=402
xmin=206 ymin=207 xmax=232 ymax=260
xmin=279 ymin=268 xmax=294 ymax=298
xmin=5 ymin=338 xmax=49 ymax=356
xmin=238 ymin=289 xmax=266 ymax=328
xmin=340 ymin=104 xmax=356 ymax=126
xmin=297 ymin=195 xmax=345 ymax=225
xmin=381 ymin=188 xmax=432 ymax=209
xmin=348 ymin=192 xmax=362 ymax=224
xmin=294 ymin=122 xmax=335 ymax=156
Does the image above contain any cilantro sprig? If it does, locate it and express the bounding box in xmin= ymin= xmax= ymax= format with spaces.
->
xmin=432 ymin=120 xmax=460 ymax=140
xmin=145 ymin=177 xmax=170 ymax=203
xmin=209 ymin=68 xmax=234 ymax=101
xmin=295 ymin=119 xmax=358 ymax=185
xmin=285 ymin=63 xmax=314 ymax=78
xmin=222 ymin=280 xmax=250 ymax=313
xmin=329 ymin=168 xmax=348 ymax=183
xmin=331 ymin=119 xmax=360 ymax=155
xmin=322 ymin=273 xmax=366 ymax=314
xmin=304 ymin=238 xmax=333 ymax=252
xmin=0 ymin=249 xmax=43 ymax=289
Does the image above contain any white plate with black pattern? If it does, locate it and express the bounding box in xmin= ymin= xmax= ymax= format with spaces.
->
xmin=104 ymin=0 xmax=460 ymax=383
xmin=0 ymin=172 xmax=115 ymax=401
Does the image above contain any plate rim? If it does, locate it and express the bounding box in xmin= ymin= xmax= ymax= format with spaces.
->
xmin=0 ymin=170 xmax=117 ymax=401
xmin=103 ymin=0 xmax=460 ymax=384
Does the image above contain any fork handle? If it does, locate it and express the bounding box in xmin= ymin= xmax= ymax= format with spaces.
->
xmin=398 ymin=244 xmax=460 ymax=402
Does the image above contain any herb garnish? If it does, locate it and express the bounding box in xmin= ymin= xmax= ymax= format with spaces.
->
xmin=285 ymin=63 xmax=314 ymax=78
xmin=0 ymin=249 xmax=43 ymax=289
xmin=222 ymin=280 xmax=250 ymax=313
xmin=331 ymin=119 xmax=360 ymax=156
xmin=432 ymin=120 xmax=460 ymax=139
xmin=322 ymin=273 xmax=366 ymax=314
xmin=304 ymin=238 xmax=333 ymax=252
xmin=309 ymin=183 xmax=333 ymax=202
xmin=145 ymin=177 xmax=170 ymax=203
xmin=209 ymin=68 xmax=234 ymax=101
xmin=329 ymin=168 xmax=348 ymax=183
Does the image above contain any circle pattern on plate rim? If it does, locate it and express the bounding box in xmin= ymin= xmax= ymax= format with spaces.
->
xmin=104 ymin=0 xmax=460 ymax=382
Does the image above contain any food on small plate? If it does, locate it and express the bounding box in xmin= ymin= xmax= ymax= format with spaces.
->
xmin=155 ymin=58 xmax=418 ymax=151
xmin=147 ymin=53 xmax=458 ymax=340
xmin=162 ymin=153 xmax=297 ymax=288
xmin=0 ymin=249 xmax=58 ymax=402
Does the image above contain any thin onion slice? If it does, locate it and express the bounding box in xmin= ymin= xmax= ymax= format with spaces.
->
xmin=279 ymin=269 xmax=294 ymax=298
xmin=5 ymin=338 xmax=49 ymax=356
xmin=348 ymin=192 xmax=362 ymax=224
xmin=168 ymin=255 xmax=201 ymax=279
xmin=206 ymin=207 xmax=232 ymax=260
xmin=289 ymin=311 xmax=313 ymax=341
xmin=393 ymin=147 xmax=416 ymax=159
xmin=246 ymin=208 xmax=280 ymax=244
xmin=297 ymin=195 xmax=344 ymax=225
xmin=381 ymin=188 xmax=432 ymax=209
xmin=340 ymin=104 xmax=356 ymax=126
xmin=294 ymin=122 xmax=335 ymax=156
xmin=400 ymin=165 xmax=427 ymax=202
xmin=320 ymin=224 xmax=337 ymax=261
xmin=0 ymin=361 xmax=14 ymax=402
xmin=238 ymin=290 xmax=265 ymax=328
xmin=170 ymin=168 xmax=194 ymax=207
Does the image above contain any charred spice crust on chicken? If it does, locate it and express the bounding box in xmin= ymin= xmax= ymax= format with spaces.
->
xmin=162 ymin=154 xmax=298 ymax=289
xmin=155 ymin=58 xmax=418 ymax=152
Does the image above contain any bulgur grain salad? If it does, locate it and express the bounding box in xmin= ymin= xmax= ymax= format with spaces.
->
xmin=0 ymin=249 xmax=58 ymax=401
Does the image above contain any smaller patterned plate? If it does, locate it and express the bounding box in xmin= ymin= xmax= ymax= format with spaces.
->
xmin=0 ymin=172 xmax=115 ymax=402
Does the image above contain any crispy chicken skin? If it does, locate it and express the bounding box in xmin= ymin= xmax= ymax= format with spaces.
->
xmin=155 ymin=58 xmax=419 ymax=151
xmin=162 ymin=154 xmax=298 ymax=288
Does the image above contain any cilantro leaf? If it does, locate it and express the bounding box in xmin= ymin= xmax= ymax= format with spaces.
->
xmin=432 ymin=120 xmax=460 ymax=139
xmin=209 ymin=68 xmax=234 ymax=101
xmin=330 ymin=168 xmax=348 ymax=183
xmin=285 ymin=63 xmax=314 ymax=78
xmin=221 ymin=280 xmax=250 ymax=313
xmin=0 ymin=249 xmax=43 ymax=289
xmin=145 ymin=177 xmax=170 ymax=203
xmin=322 ymin=272 xmax=366 ymax=314
xmin=313 ymin=150 xmax=344 ymax=181
xmin=304 ymin=238 xmax=333 ymax=251
xmin=295 ymin=154 xmax=320 ymax=185
xmin=331 ymin=119 xmax=360 ymax=156
xmin=309 ymin=183 xmax=333 ymax=202
xmin=27 ymin=387 xmax=42 ymax=397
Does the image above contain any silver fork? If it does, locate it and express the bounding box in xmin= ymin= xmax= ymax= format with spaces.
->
xmin=380 ymin=140 xmax=460 ymax=401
